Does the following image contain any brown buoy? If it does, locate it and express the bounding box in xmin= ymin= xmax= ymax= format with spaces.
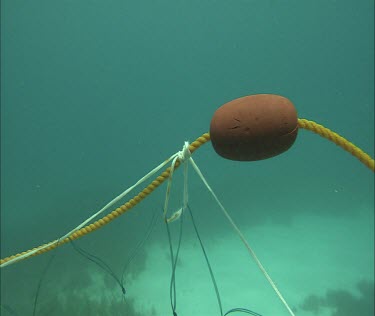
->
xmin=210 ymin=94 xmax=298 ymax=161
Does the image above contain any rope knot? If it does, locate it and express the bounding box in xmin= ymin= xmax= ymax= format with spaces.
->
xmin=177 ymin=141 xmax=191 ymax=163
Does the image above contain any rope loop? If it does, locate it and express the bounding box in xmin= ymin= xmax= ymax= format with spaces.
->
xmin=177 ymin=141 xmax=191 ymax=163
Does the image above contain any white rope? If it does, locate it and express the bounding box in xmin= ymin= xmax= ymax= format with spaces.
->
xmin=163 ymin=141 xmax=191 ymax=222
xmin=188 ymin=157 xmax=296 ymax=316
xmin=161 ymin=141 xmax=295 ymax=315
xmin=2 ymin=140 xmax=295 ymax=316
xmin=181 ymin=141 xmax=190 ymax=213
xmin=1 ymin=151 xmax=181 ymax=268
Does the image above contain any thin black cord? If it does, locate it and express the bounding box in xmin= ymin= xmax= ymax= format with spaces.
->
xmin=165 ymin=207 xmax=184 ymax=316
xmin=224 ymin=308 xmax=263 ymax=316
xmin=70 ymin=208 xmax=159 ymax=299
xmin=121 ymin=209 xmax=158 ymax=285
xmin=187 ymin=204 xmax=223 ymax=316
xmin=187 ymin=204 xmax=263 ymax=316
xmin=165 ymin=221 xmax=175 ymax=312
xmin=70 ymin=239 xmax=125 ymax=294
xmin=33 ymin=239 xmax=61 ymax=316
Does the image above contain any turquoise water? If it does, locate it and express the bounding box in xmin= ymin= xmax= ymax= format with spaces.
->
xmin=1 ymin=1 xmax=374 ymax=315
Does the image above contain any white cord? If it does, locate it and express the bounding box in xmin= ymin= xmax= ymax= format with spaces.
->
xmin=163 ymin=141 xmax=191 ymax=222
xmin=161 ymin=141 xmax=295 ymax=315
xmin=1 ymin=151 xmax=181 ymax=268
xmin=188 ymin=157 xmax=296 ymax=316
xmin=2 ymin=140 xmax=296 ymax=316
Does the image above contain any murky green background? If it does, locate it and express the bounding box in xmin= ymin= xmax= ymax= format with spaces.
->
xmin=1 ymin=1 xmax=374 ymax=315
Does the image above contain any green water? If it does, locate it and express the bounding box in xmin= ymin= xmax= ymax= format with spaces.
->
xmin=1 ymin=1 xmax=374 ymax=315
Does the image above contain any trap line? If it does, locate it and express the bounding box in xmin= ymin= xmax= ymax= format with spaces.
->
xmin=2 ymin=92 xmax=374 ymax=316
xmin=0 ymin=118 xmax=373 ymax=268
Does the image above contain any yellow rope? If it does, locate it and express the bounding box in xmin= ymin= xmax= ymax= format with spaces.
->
xmin=298 ymin=119 xmax=375 ymax=171
xmin=1 ymin=118 xmax=373 ymax=267
xmin=0 ymin=134 xmax=210 ymax=266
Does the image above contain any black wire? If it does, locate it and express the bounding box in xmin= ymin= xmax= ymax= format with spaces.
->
xmin=187 ymin=204 xmax=223 ymax=316
xmin=172 ymin=213 xmax=183 ymax=311
xmin=70 ymin=208 xmax=159 ymax=299
xmin=187 ymin=204 xmax=263 ymax=316
xmin=165 ymin=220 xmax=175 ymax=311
xmin=70 ymin=238 xmax=125 ymax=294
xmin=33 ymin=239 xmax=61 ymax=316
xmin=224 ymin=308 xmax=263 ymax=316
xmin=121 ymin=209 xmax=158 ymax=285
xmin=165 ymin=207 xmax=184 ymax=315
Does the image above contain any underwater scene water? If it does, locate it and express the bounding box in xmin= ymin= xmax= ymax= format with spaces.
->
xmin=1 ymin=1 xmax=374 ymax=315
